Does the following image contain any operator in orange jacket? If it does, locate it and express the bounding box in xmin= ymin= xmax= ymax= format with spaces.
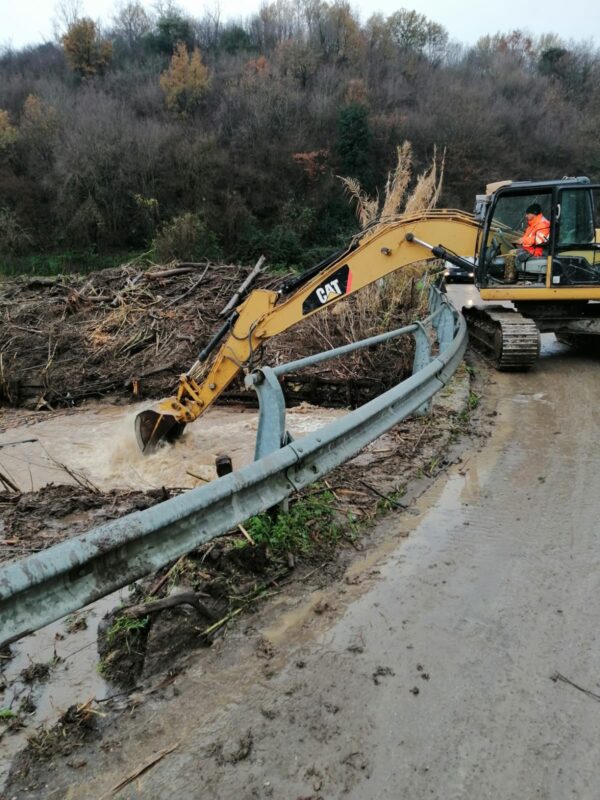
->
xmin=516 ymin=203 xmax=551 ymax=256
xmin=504 ymin=203 xmax=551 ymax=282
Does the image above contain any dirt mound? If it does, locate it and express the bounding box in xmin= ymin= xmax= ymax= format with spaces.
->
xmin=0 ymin=261 xmax=421 ymax=411
xmin=0 ymin=484 xmax=171 ymax=564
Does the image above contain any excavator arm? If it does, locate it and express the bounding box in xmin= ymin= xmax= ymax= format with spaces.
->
xmin=135 ymin=210 xmax=481 ymax=453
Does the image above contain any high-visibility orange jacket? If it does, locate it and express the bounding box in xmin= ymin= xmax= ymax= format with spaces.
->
xmin=522 ymin=213 xmax=551 ymax=256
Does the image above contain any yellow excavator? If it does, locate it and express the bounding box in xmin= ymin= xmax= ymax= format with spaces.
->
xmin=136 ymin=176 xmax=600 ymax=453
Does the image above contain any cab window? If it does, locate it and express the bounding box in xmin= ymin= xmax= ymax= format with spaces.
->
xmin=552 ymin=188 xmax=600 ymax=286
xmin=557 ymin=189 xmax=597 ymax=247
xmin=481 ymin=191 xmax=552 ymax=287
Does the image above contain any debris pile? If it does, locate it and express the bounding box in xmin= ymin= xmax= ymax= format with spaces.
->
xmin=0 ymin=260 xmax=424 ymax=410
xmin=0 ymin=263 xmax=278 ymax=408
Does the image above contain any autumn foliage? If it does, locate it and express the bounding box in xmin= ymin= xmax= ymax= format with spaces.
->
xmin=61 ymin=18 xmax=112 ymax=77
xmin=0 ymin=110 xmax=17 ymax=152
xmin=0 ymin=3 xmax=599 ymax=272
xmin=160 ymin=43 xmax=211 ymax=115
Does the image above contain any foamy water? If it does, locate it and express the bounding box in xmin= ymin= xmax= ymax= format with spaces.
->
xmin=0 ymin=401 xmax=345 ymax=492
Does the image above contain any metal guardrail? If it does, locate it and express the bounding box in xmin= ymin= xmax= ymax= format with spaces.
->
xmin=0 ymin=286 xmax=465 ymax=647
xmin=247 ymin=296 xmax=452 ymax=460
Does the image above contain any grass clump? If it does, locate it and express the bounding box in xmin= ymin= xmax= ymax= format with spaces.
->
xmin=97 ymin=613 xmax=151 ymax=688
xmin=242 ymin=492 xmax=348 ymax=555
xmin=468 ymin=390 xmax=480 ymax=410
xmin=373 ymin=487 xmax=407 ymax=515
xmin=106 ymin=615 xmax=150 ymax=648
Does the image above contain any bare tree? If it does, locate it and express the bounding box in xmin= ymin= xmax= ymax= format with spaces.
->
xmin=112 ymin=1 xmax=153 ymax=48
xmin=52 ymin=0 xmax=83 ymax=41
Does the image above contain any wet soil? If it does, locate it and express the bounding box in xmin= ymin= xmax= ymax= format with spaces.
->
xmin=7 ymin=324 xmax=600 ymax=800
xmin=0 ymin=485 xmax=171 ymax=564
xmin=0 ymin=362 xmax=473 ymax=793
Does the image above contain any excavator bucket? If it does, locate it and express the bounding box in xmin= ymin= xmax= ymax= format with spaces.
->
xmin=134 ymin=409 xmax=185 ymax=454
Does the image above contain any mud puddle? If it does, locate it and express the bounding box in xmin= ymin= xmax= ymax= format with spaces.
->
xmin=0 ymin=589 xmax=127 ymax=787
xmin=0 ymin=401 xmax=344 ymax=493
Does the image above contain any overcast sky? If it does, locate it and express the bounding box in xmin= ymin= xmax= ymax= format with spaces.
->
xmin=2 ymin=0 xmax=598 ymax=50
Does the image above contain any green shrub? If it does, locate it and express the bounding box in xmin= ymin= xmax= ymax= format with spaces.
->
xmin=152 ymin=212 xmax=222 ymax=263
xmin=244 ymin=492 xmax=345 ymax=553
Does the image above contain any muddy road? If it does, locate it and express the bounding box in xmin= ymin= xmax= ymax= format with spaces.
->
xmin=4 ymin=285 xmax=600 ymax=798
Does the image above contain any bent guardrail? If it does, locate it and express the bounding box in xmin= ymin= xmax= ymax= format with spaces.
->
xmin=0 ymin=286 xmax=465 ymax=647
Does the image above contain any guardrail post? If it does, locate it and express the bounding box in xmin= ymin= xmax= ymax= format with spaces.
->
xmin=412 ymin=322 xmax=432 ymax=414
xmin=437 ymin=304 xmax=456 ymax=353
xmin=428 ymin=284 xmax=442 ymax=315
xmin=245 ymin=367 xmax=291 ymax=461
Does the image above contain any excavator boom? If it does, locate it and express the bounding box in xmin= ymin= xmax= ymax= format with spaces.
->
xmin=136 ymin=176 xmax=600 ymax=450
xmin=135 ymin=210 xmax=480 ymax=453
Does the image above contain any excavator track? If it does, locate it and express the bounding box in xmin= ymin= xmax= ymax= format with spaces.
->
xmin=462 ymin=305 xmax=540 ymax=370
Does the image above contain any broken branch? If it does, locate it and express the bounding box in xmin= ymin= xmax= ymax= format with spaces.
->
xmin=121 ymin=591 xmax=218 ymax=622
xmin=358 ymin=479 xmax=408 ymax=509
xmin=108 ymin=742 xmax=179 ymax=796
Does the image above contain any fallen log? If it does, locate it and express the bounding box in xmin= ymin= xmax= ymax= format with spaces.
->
xmin=219 ymin=255 xmax=266 ymax=316
xmin=120 ymin=591 xmax=218 ymax=621
xmin=143 ymin=267 xmax=198 ymax=279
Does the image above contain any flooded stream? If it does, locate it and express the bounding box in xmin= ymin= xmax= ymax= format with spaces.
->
xmin=0 ymin=400 xmax=345 ymax=494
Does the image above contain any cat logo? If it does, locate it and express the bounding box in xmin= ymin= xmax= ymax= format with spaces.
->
xmin=302 ymin=265 xmax=352 ymax=315
xmin=316 ymin=279 xmax=343 ymax=304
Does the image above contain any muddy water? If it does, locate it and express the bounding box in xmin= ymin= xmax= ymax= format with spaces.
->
xmin=0 ymin=589 xmax=127 ymax=786
xmin=0 ymin=401 xmax=344 ymax=493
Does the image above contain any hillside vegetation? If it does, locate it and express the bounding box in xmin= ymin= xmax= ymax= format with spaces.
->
xmin=1 ymin=3 xmax=599 ymax=273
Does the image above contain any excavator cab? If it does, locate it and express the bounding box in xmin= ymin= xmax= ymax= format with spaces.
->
xmin=475 ymin=178 xmax=600 ymax=294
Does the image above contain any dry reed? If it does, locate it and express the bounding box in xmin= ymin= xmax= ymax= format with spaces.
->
xmin=338 ymin=177 xmax=379 ymax=229
xmin=379 ymin=141 xmax=413 ymax=223
xmin=301 ymin=142 xmax=447 ymax=393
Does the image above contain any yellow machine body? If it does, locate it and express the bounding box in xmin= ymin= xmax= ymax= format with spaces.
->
xmin=136 ymin=176 xmax=600 ymax=452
